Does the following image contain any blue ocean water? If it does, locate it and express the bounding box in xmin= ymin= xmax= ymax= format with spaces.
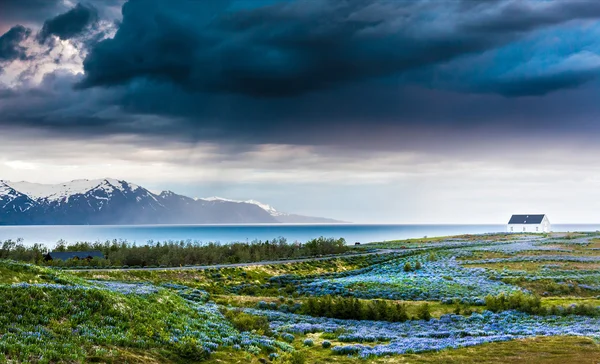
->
xmin=1 ymin=224 xmax=599 ymax=247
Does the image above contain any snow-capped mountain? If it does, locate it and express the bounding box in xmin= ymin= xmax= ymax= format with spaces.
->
xmin=0 ymin=179 xmax=343 ymax=225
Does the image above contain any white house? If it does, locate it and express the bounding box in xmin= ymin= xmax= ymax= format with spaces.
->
xmin=507 ymin=214 xmax=551 ymax=233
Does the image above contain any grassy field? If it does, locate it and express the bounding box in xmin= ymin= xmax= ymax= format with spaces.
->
xmin=205 ymin=336 xmax=600 ymax=364
xmin=2 ymin=232 xmax=600 ymax=362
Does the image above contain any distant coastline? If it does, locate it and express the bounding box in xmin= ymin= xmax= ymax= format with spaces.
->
xmin=2 ymin=223 xmax=600 ymax=246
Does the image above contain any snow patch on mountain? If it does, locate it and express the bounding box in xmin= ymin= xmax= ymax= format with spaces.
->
xmin=201 ymin=197 xmax=286 ymax=216
xmin=2 ymin=178 xmax=140 ymax=202
xmin=0 ymin=182 xmax=16 ymax=199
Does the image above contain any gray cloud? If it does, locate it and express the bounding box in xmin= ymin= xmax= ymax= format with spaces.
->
xmin=0 ymin=0 xmax=67 ymax=27
xmin=0 ymin=0 xmax=124 ymax=27
xmin=462 ymin=1 xmax=600 ymax=33
xmin=0 ymin=25 xmax=31 ymax=62
xmin=38 ymin=3 xmax=99 ymax=43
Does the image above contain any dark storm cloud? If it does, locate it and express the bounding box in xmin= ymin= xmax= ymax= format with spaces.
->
xmin=79 ymin=0 xmax=600 ymax=98
xmin=477 ymin=70 xmax=599 ymax=97
xmin=3 ymin=0 xmax=600 ymax=152
xmin=0 ymin=25 xmax=31 ymax=62
xmin=5 ymin=69 xmax=600 ymax=152
xmin=37 ymin=3 xmax=99 ymax=43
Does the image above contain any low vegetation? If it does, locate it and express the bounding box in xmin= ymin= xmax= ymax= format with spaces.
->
xmin=1 ymin=232 xmax=600 ymax=362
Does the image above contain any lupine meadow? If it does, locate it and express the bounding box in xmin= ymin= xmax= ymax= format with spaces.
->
xmin=3 ymin=232 xmax=600 ymax=362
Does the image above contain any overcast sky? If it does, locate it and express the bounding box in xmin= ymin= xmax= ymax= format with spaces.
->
xmin=2 ymin=0 xmax=600 ymax=223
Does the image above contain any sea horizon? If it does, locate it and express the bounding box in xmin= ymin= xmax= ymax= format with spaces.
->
xmin=1 ymin=223 xmax=599 ymax=247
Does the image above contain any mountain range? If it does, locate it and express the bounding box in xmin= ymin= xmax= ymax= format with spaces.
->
xmin=0 ymin=178 xmax=344 ymax=225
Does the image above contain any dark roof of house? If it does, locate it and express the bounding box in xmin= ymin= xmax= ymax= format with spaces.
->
xmin=508 ymin=215 xmax=546 ymax=224
xmin=46 ymin=251 xmax=104 ymax=260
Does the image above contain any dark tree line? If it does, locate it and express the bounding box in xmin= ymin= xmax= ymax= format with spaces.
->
xmin=300 ymin=295 xmax=432 ymax=322
xmin=0 ymin=236 xmax=348 ymax=267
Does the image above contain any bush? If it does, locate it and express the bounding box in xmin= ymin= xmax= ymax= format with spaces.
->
xmin=453 ymin=304 xmax=461 ymax=315
xmin=222 ymin=309 xmax=272 ymax=335
xmin=484 ymin=292 xmax=542 ymax=315
xmin=322 ymin=340 xmax=331 ymax=348
xmin=303 ymin=339 xmax=314 ymax=347
xmin=403 ymin=262 xmax=412 ymax=272
xmin=281 ymin=333 xmax=295 ymax=343
xmin=415 ymin=261 xmax=422 ymax=270
xmin=300 ymin=296 xmax=409 ymax=322
xmin=417 ymin=303 xmax=431 ymax=321
xmin=281 ymin=351 xmax=306 ymax=364
xmin=173 ymin=338 xmax=210 ymax=360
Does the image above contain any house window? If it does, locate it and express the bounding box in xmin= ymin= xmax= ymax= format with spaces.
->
xmin=523 ymin=227 xmax=526 ymax=232
xmin=536 ymin=227 xmax=539 ymax=232
xmin=510 ymin=226 xmax=513 ymax=232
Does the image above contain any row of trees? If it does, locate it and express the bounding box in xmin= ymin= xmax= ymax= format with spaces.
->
xmin=485 ymin=291 xmax=600 ymax=317
xmin=0 ymin=236 xmax=349 ymax=267
xmin=301 ymin=295 xmax=431 ymax=322
xmin=0 ymin=240 xmax=46 ymax=263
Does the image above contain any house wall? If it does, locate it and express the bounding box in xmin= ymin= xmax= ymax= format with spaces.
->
xmin=507 ymin=218 xmax=551 ymax=233
xmin=541 ymin=216 xmax=551 ymax=232
xmin=507 ymin=223 xmax=542 ymax=233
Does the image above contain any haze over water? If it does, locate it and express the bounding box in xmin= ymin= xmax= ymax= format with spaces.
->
xmin=2 ymin=224 xmax=600 ymax=247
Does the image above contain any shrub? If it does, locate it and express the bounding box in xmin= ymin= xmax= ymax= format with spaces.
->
xmin=303 ymin=339 xmax=314 ymax=347
xmin=332 ymin=345 xmax=361 ymax=355
xmin=282 ymin=333 xmax=295 ymax=343
xmin=281 ymin=351 xmax=306 ymax=364
xmin=484 ymin=292 xmax=542 ymax=315
xmin=453 ymin=304 xmax=461 ymax=315
xmin=417 ymin=303 xmax=431 ymax=321
xmin=415 ymin=261 xmax=422 ymax=270
xmin=223 ymin=309 xmax=272 ymax=335
xmin=403 ymin=262 xmax=412 ymax=272
xmin=322 ymin=340 xmax=331 ymax=348
xmin=300 ymin=296 xmax=409 ymax=322
xmin=173 ymin=338 xmax=210 ymax=360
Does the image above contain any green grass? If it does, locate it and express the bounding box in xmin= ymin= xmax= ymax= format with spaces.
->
xmin=365 ymin=233 xmax=522 ymax=249
xmin=205 ymin=336 xmax=600 ymax=364
xmin=0 ymin=284 xmax=233 ymax=362
xmin=4 ymin=232 xmax=600 ymax=363
xmin=541 ymin=297 xmax=600 ymax=307
xmin=0 ymin=260 xmax=85 ymax=285
xmin=500 ymin=277 xmax=600 ymax=297
xmin=72 ymin=255 xmax=392 ymax=296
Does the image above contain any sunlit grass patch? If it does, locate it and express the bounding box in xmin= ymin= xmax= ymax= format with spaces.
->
xmin=400 ymin=336 xmax=600 ymax=364
xmin=541 ymin=297 xmax=600 ymax=307
xmin=0 ymin=259 xmax=83 ymax=285
xmin=205 ymin=335 xmax=600 ymax=364
xmin=464 ymin=261 xmax=554 ymax=272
